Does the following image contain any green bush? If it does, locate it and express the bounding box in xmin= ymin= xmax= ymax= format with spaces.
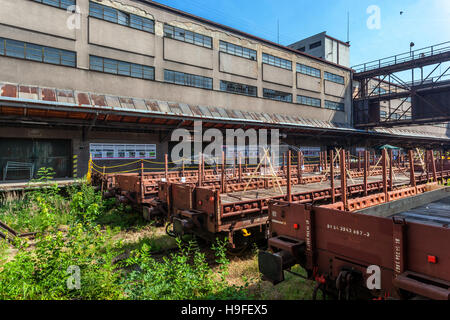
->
xmin=0 ymin=224 xmax=123 ymax=300
xmin=69 ymin=182 xmax=104 ymax=225
xmin=0 ymin=180 xmax=255 ymax=301
xmin=123 ymin=238 xmax=249 ymax=300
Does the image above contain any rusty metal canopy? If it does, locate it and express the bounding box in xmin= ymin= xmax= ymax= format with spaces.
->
xmin=0 ymin=82 xmax=449 ymax=144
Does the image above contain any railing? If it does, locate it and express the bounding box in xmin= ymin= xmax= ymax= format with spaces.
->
xmin=352 ymin=41 xmax=450 ymax=73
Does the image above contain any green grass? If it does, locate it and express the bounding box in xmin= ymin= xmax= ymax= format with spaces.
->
xmin=0 ymin=179 xmax=251 ymax=300
xmin=0 ymin=174 xmax=319 ymax=301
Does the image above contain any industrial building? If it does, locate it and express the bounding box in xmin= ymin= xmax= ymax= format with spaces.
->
xmin=288 ymin=31 xmax=351 ymax=68
xmin=0 ymin=0 xmax=448 ymax=181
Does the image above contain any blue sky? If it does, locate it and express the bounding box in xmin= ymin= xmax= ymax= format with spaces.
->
xmin=156 ymin=0 xmax=450 ymax=67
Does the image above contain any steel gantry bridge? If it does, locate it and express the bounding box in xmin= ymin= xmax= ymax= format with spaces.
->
xmin=352 ymin=41 xmax=450 ymax=128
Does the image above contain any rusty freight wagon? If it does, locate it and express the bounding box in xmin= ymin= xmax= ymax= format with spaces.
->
xmin=258 ymin=184 xmax=450 ymax=300
xmin=166 ymin=149 xmax=450 ymax=249
xmin=96 ymin=151 xmax=330 ymax=222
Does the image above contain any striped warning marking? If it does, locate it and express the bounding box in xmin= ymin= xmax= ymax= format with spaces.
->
xmin=73 ymin=155 xmax=78 ymax=178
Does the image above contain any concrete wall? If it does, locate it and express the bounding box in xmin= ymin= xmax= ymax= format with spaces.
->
xmin=89 ymin=17 xmax=156 ymax=57
xmin=297 ymin=73 xmax=322 ymax=93
xmin=163 ymin=37 xmax=214 ymax=69
xmin=219 ymin=52 xmax=258 ymax=79
xmin=0 ymin=126 xmax=169 ymax=177
xmin=262 ymin=64 xmax=293 ymax=87
xmin=0 ymin=0 xmax=77 ymax=40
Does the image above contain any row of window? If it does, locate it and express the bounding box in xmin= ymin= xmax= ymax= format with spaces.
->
xmin=0 ymin=36 xmax=344 ymax=112
xmin=164 ymin=70 xmax=213 ymax=89
xmin=88 ymin=2 xmax=346 ymax=83
xmin=324 ymin=100 xmax=345 ymax=111
xmin=220 ymin=80 xmax=257 ymax=97
xmin=219 ymin=41 xmax=257 ymax=61
xmin=380 ymin=112 xmax=411 ymax=120
xmin=32 ymin=0 xmax=345 ymax=85
xmin=324 ymin=71 xmax=345 ymax=84
xmin=90 ymin=1 xmax=155 ymax=33
xmin=90 ymin=56 xmax=155 ymax=80
xmin=261 ymin=89 xmax=342 ymax=112
xmin=297 ymin=95 xmax=321 ymax=107
xmin=297 ymin=63 xmax=321 ymax=78
xmin=0 ymin=37 xmax=76 ymax=67
xmin=32 ymin=0 xmax=75 ymax=10
xmin=163 ymin=24 xmax=212 ymax=49
xmin=263 ymin=89 xmax=292 ymax=103
xmin=262 ymin=53 xmax=292 ymax=70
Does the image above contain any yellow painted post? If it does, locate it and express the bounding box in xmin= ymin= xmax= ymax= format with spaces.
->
xmin=86 ymin=154 xmax=92 ymax=184
xmin=73 ymin=155 xmax=78 ymax=178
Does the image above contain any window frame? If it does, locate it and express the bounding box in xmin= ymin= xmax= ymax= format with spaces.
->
xmin=164 ymin=69 xmax=213 ymax=90
xmin=297 ymin=95 xmax=321 ymax=108
xmin=31 ymin=0 xmax=76 ymax=10
xmin=89 ymin=1 xmax=155 ymax=34
xmin=262 ymin=53 xmax=292 ymax=71
xmin=296 ymin=63 xmax=321 ymax=78
xmin=324 ymin=100 xmax=345 ymax=112
xmin=163 ymin=24 xmax=213 ymax=49
xmin=89 ymin=55 xmax=155 ymax=81
xmin=220 ymin=80 xmax=257 ymax=97
xmin=324 ymin=71 xmax=345 ymax=85
xmin=219 ymin=40 xmax=257 ymax=61
xmin=309 ymin=41 xmax=322 ymax=50
xmin=0 ymin=37 xmax=76 ymax=68
xmin=263 ymin=88 xmax=293 ymax=103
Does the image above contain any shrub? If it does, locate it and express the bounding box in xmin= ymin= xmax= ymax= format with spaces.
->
xmin=122 ymin=238 xmax=249 ymax=300
xmin=0 ymin=224 xmax=123 ymax=300
xmin=69 ymin=182 xmax=104 ymax=224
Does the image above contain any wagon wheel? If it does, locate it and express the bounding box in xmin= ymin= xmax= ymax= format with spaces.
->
xmin=165 ymin=222 xmax=177 ymax=238
xmin=226 ymin=243 xmax=249 ymax=256
xmin=165 ymin=222 xmax=195 ymax=243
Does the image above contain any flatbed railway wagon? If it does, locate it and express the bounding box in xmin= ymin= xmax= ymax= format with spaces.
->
xmin=165 ymin=150 xmax=450 ymax=249
xmin=258 ymin=185 xmax=450 ymax=300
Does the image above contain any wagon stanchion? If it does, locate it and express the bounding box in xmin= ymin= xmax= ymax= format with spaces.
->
xmin=287 ymin=150 xmax=292 ymax=203
xmin=389 ymin=149 xmax=394 ymax=191
xmin=182 ymin=159 xmax=185 ymax=177
xmin=221 ymin=151 xmax=225 ymax=193
xmin=430 ymin=150 xmax=437 ymax=182
xmin=409 ymin=150 xmax=416 ymax=188
xmin=364 ymin=150 xmax=368 ymax=196
xmin=330 ymin=150 xmax=335 ymax=204
xmin=140 ymin=159 xmax=144 ymax=204
xmin=297 ymin=151 xmax=301 ymax=185
xmin=198 ymin=152 xmax=203 ymax=187
xmin=382 ymin=149 xmax=388 ymax=202
xmin=238 ymin=153 xmax=242 ymax=183
xmin=340 ymin=149 xmax=348 ymax=210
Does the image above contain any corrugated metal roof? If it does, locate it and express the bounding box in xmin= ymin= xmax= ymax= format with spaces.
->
xmin=0 ymin=82 xmax=449 ymax=140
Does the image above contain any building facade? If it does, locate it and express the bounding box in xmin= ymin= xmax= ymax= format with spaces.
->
xmin=0 ymin=0 xmax=448 ymax=181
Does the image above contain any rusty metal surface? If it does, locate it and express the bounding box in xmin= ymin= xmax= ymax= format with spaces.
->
xmin=266 ymin=199 xmax=450 ymax=299
xmin=395 ymin=194 xmax=450 ymax=227
xmin=1 ymin=82 xmax=449 ymax=141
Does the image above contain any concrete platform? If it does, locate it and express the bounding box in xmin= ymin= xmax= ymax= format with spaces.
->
xmin=0 ymin=178 xmax=78 ymax=192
